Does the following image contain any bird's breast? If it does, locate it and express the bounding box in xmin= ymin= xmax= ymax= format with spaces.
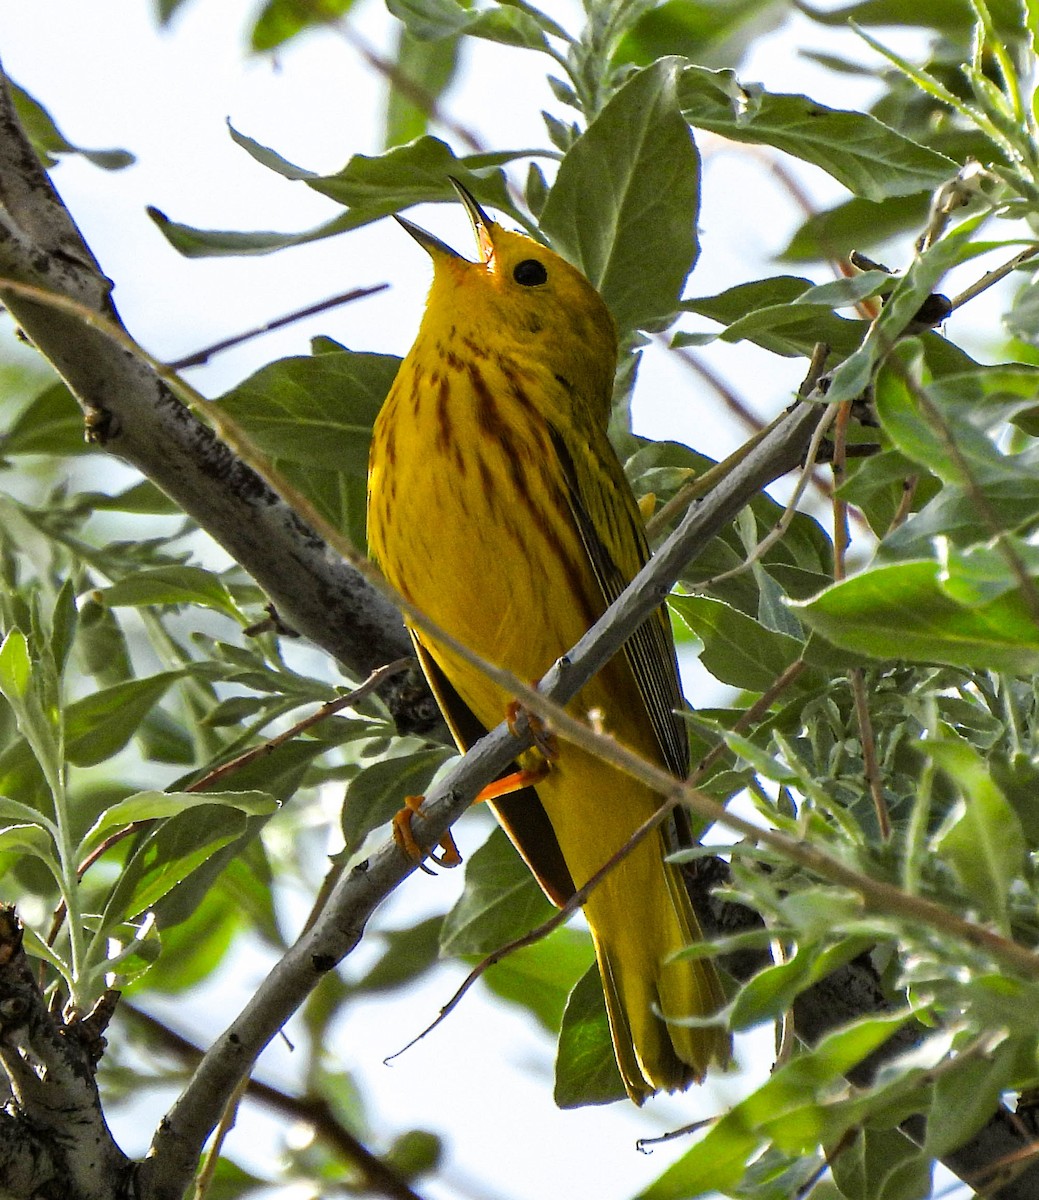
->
xmin=368 ymin=336 xmax=602 ymax=721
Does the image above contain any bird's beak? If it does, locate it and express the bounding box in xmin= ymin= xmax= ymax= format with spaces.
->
xmin=448 ymin=176 xmax=496 ymax=265
xmin=393 ymin=214 xmax=462 ymax=260
xmin=393 ymin=177 xmax=496 ymax=265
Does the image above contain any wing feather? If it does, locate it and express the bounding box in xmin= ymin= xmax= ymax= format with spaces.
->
xmin=410 ymin=635 xmax=576 ymax=906
xmin=546 ymin=424 xmax=689 ymax=781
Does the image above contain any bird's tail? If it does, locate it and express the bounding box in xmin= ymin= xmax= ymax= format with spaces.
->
xmin=585 ymin=828 xmax=730 ymax=1104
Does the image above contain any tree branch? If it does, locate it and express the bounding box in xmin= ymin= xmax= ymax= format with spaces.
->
xmin=0 ymin=67 xmax=417 ymax=713
xmin=0 ymin=907 xmax=130 ymax=1199
xmin=123 ymin=1005 xmax=428 ymax=1200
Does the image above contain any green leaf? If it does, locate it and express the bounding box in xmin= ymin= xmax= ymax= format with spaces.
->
xmin=79 ymin=789 xmax=278 ymax=859
xmin=65 ymin=671 xmax=185 ymax=767
xmin=86 ymin=481 xmax=182 ymax=515
xmin=877 ymin=358 xmax=1039 ymax=486
xmin=386 ymin=0 xmax=478 ymax=39
xmin=465 ymin=8 xmax=550 ymax=51
xmin=677 ymin=66 xmax=955 ymax=200
xmin=307 ymin=137 xmax=525 ymax=220
xmin=616 ymin=0 xmax=788 ymax=73
xmin=387 ymin=0 xmax=550 ymax=47
xmin=340 ymin=747 xmax=454 ymax=852
xmin=637 ymin=1011 xmax=914 ymax=1198
xmin=214 ymin=350 xmax=398 ymax=476
xmin=540 ymin=58 xmax=700 ymax=332
xmin=825 ymin=220 xmax=981 ymax=405
xmin=730 ymin=937 xmax=874 ymax=1030
xmin=0 ymin=629 xmax=61 ymax=793
xmin=100 ymin=566 xmax=242 ymax=620
xmin=938 ymin=539 xmax=1039 ymax=607
xmin=250 ymin=0 xmax=356 ymax=51
xmin=385 ymin=28 xmax=461 ymax=147
xmin=836 ymin=447 xmax=940 ymax=539
xmin=440 ymin=826 xmax=556 ymax=956
xmin=0 ymin=629 xmax=31 ymax=700
xmin=0 ymin=794 xmax=58 ymax=838
xmin=802 ymin=0 xmax=1022 ymax=33
xmin=680 ymin=274 xmax=869 ymax=358
xmin=151 ymin=138 xmax=533 ymax=257
xmin=149 ymin=837 xmax=279 ymax=950
xmin=101 ymin=916 xmax=163 ymax=985
xmin=795 ymin=561 xmax=1039 ymax=673
xmin=669 ymin=595 xmax=812 ymax=693
xmin=554 ymin=961 xmax=627 ymax=1108
xmin=930 ymin=734 xmax=1026 ymax=931
xmin=8 ymin=79 xmax=134 ymax=170
xmin=0 ymin=822 xmax=57 ymax=860
xmin=350 ymin=916 xmax=444 ymax=994
xmin=780 ymin=193 xmax=931 ymax=262
xmin=49 ymin=580 xmax=77 ymax=677
xmin=382 ymin=1129 xmax=443 ymax=1181
xmin=155 ymin=0 xmax=192 ymax=23
xmin=831 ymin=1127 xmax=932 ymax=1200
xmin=130 ymin=882 xmax=242 ymax=994
xmin=925 ymin=1038 xmax=1019 ymax=1159
xmin=0 ymin=381 xmax=89 ymax=457
xmin=483 ymin=926 xmax=594 ymax=1032
xmin=95 ymin=804 xmax=249 ymax=936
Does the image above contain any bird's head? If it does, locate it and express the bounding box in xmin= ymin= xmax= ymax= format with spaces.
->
xmin=395 ymin=178 xmax=618 ymax=411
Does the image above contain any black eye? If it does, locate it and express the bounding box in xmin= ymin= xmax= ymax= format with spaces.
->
xmin=513 ymin=258 xmax=548 ymax=287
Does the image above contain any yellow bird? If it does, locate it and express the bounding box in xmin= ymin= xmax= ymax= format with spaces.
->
xmin=366 ymin=180 xmax=729 ymax=1102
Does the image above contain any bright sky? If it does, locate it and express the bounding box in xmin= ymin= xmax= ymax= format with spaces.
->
xmin=0 ymin=3 xmax=959 ymax=1198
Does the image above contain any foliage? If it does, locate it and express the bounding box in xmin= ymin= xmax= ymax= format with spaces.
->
xmin=6 ymin=0 xmax=1039 ymax=1197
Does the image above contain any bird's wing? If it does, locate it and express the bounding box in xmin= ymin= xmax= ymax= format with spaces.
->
xmin=410 ymin=635 xmax=576 ymax=907
xmin=547 ymin=421 xmax=690 ymax=781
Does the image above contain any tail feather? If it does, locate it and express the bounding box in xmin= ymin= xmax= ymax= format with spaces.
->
xmin=586 ymin=829 xmax=729 ymax=1104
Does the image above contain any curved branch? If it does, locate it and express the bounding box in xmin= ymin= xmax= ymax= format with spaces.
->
xmin=0 ymin=68 xmax=414 ymax=704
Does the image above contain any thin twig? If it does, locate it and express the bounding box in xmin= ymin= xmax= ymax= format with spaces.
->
xmin=690 ymin=402 xmax=836 ymax=592
xmin=646 ymin=407 xmax=796 ymax=541
xmin=168 ymin=285 xmax=389 ymax=370
xmin=830 ymin=399 xmax=852 ymax=581
xmin=850 ymin=668 xmax=890 ymax=840
xmin=193 ymin=1078 xmax=247 ymax=1200
xmin=885 ymin=473 xmax=918 ymax=534
xmin=829 ymin=388 xmax=890 ymax=838
xmin=185 ymin=658 xmax=412 ymax=793
xmin=949 ymin=244 xmax=1039 ymax=311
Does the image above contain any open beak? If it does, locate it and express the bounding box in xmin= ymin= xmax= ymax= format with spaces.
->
xmin=392 ymin=214 xmax=461 ymax=260
xmin=448 ymin=177 xmax=496 ymax=265
xmin=394 ymin=176 xmax=496 ymax=265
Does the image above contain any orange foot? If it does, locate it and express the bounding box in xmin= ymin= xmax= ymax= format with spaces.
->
xmin=505 ymin=699 xmax=559 ymax=762
xmin=392 ymin=795 xmax=462 ymax=871
xmin=476 ymin=757 xmax=551 ymax=803
xmin=393 ymin=699 xmax=557 ymax=870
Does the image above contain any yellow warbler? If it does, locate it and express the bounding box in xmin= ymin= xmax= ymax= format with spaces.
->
xmin=366 ymin=180 xmax=729 ymax=1102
